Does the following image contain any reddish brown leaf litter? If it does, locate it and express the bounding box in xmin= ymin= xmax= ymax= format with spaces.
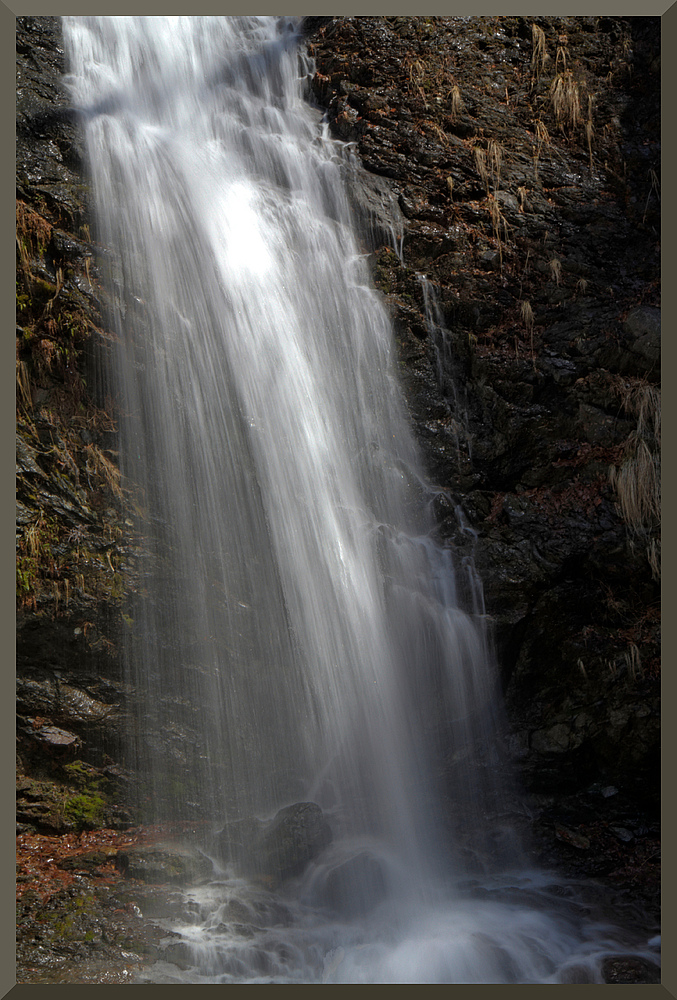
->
xmin=16 ymin=822 xmax=207 ymax=903
xmin=17 ymin=828 xmax=141 ymax=902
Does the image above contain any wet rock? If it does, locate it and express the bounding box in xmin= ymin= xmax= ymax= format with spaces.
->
xmin=114 ymin=845 xmax=214 ymax=886
xmin=345 ymin=165 xmax=404 ymax=251
xmin=215 ymin=815 xmax=266 ymax=865
xmin=532 ymin=724 xmax=581 ymax=755
xmin=253 ymin=802 xmax=333 ymax=883
xmin=554 ymin=825 xmax=591 ymax=850
xmin=157 ymin=940 xmax=195 ymax=970
xmin=57 ymin=848 xmax=119 ymax=872
xmin=216 ymin=802 xmax=333 ymax=884
xmin=322 ymin=852 xmax=387 ymax=917
xmin=610 ymin=826 xmax=634 ymax=843
xmin=299 ymin=16 xmax=336 ymax=39
xmin=34 ymin=725 xmax=81 ymax=749
xmin=480 ymin=250 xmax=501 ymax=271
xmin=602 ymin=956 xmax=661 ymax=984
xmin=624 ymin=306 xmax=660 ymax=367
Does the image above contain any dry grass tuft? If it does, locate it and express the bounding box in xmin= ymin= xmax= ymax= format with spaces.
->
xmin=473 ymin=146 xmax=488 ymax=192
xmin=623 ymin=382 xmax=661 ymax=441
xmin=550 ymin=70 xmax=581 ymax=130
xmin=646 ymin=537 xmax=660 ymax=581
xmin=531 ymin=24 xmax=548 ymax=84
xmin=450 ymin=84 xmax=463 ymax=121
xmin=425 ymin=120 xmax=448 ymax=144
xmin=608 ymin=380 xmax=660 ymax=578
xmin=488 ymin=195 xmax=510 ymax=270
xmin=533 ymin=120 xmax=551 ymax=180
xmin=520 ymin=299 xmax=536 ymax=362
xmin=474 ymin=140 xmax=504 ymax=195
xmin=609 ymin=438 xmax=660 ymax=533
xmin=585 ymin=95 xmax=595 ymax=171
xmin=487 ymin=139 xmax=503 ymax=192
xmin=407 ymin=58 xmax=428 ymax=108
xmin=16 ymin=359 xmax=32 ymax=411
xmin=549 ymin=258 xmax=562 ymax=285
xmin=24 ymin=515 xmax=47 ymax=560
xmin=84 ymin=444 xmax=123 ymax=498
xmin=520 ymin=299 xmax=534 ymax=333
xmin=16 ymin=201 xmax=53 ymax=260
xmin=623 ymin=642 xmax=642 ymax=680
xmin=488 ymin=196 xmax=509 ymax=240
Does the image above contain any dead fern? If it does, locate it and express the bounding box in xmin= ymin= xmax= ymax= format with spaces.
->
xmin=84 ymin=444 xmax=123 ymax=498
xmin=550 ymin=70 xmax=581 ymax=131
xmin=450 ymin=84 xmax=463 ymax=121
xmin=533 ymin=120 xmax=551 ymax=180
xmin=473 ymin=146 xmax=489 ymax=193
xmin=608 ymin=381 xmax=660 ymax=579
xmin=531 ymin=24 xmax=548 ymax=85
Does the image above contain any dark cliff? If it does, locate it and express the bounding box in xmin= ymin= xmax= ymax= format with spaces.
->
xmin=16 ymin=14 xmax=659 ymax=905
xmin=308 ymin=15 xmax=660 ymax=819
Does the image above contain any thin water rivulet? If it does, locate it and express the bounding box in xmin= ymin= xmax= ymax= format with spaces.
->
xmin=62 ymin=16 xmax=658 ymax=983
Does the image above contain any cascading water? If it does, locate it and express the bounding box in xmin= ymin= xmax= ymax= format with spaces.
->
xmin=62 ymin=16 xmax=658 ymax=984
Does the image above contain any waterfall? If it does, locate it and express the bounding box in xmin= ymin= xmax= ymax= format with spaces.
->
xmin=62 ymin=15 xmax=657 ymax=984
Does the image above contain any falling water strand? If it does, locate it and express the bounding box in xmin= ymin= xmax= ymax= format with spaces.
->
xmin=63 ymin=16 xmax=658 ymax=984
xmin=417 ymin=274 xmax=473 ymax=468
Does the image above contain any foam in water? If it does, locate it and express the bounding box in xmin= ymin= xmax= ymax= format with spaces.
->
xmin=62 ymin=15 xmax=658 ymax=983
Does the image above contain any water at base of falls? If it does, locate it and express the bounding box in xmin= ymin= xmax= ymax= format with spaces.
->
xmin=130 ymin=861 xmax=658 ymax=984
xmin=61 ymin=16 xmax=659 ymax=984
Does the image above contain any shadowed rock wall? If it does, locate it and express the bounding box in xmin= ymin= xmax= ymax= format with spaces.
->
xmin=307 ymin=16 xmax=660 ymax=816
xmin=16 ymin=17 xmax=659 ymax=842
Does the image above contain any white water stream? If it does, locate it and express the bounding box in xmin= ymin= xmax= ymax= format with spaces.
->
xmin=62 ymin=16 xmax=658 ymax=983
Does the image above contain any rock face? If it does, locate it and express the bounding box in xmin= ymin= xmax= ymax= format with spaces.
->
xmin=15 ymin=17 xmax=211 ymax=828
xmin=16 ymin=15 xmax=141 ymax=832
xmin=307 ymin=15 xmax=660 ymax=818
xmin=216 ymin=802 xmax=333 ymax=886
xmin=16 ymin=16 xmax=659 ymax=849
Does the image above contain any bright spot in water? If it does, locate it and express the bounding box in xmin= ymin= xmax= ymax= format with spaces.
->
xmin=214 ymin=182 xmax=272 ymax=280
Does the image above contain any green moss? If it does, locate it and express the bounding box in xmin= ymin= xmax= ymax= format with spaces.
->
xmin=54 ymin=916 xmax=74 ymax=937
xmin=16 ymin=512 xmax=60 ymax=601
xmin=32 ymin=277 xmax=57 ymax=301
xmin=16 ymin=556 xmax=38 ymax=595
xmin=64 ymin=760 xmax=102 ymax=788
xmin=63 ymin=791 xmax=106 ymax=829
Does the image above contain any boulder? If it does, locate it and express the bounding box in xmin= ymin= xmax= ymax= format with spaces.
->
xmin=216 ymin=802 xmax=332 ymax=884
xmin=322 ymin=852 xmax=387 ymax=917
xmin=114 ymin=845 xmax=214 ymax=885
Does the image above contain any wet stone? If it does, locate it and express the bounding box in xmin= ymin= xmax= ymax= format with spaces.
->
xmin=602 ymin=956 xmax=660 ymax=984
xmin=114 ymin=846 xmax=214 ymax=886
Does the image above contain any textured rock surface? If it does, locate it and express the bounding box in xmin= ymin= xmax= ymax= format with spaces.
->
xmin=308 ymin=16 xmax=660 ymax=817
xmin=16 ymin=15 xmax=141 ymax=832
xmin=215 ymin=802 xmax=333 ymax=886
xmin=16 ymin=15 xmax=659 ymax=981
